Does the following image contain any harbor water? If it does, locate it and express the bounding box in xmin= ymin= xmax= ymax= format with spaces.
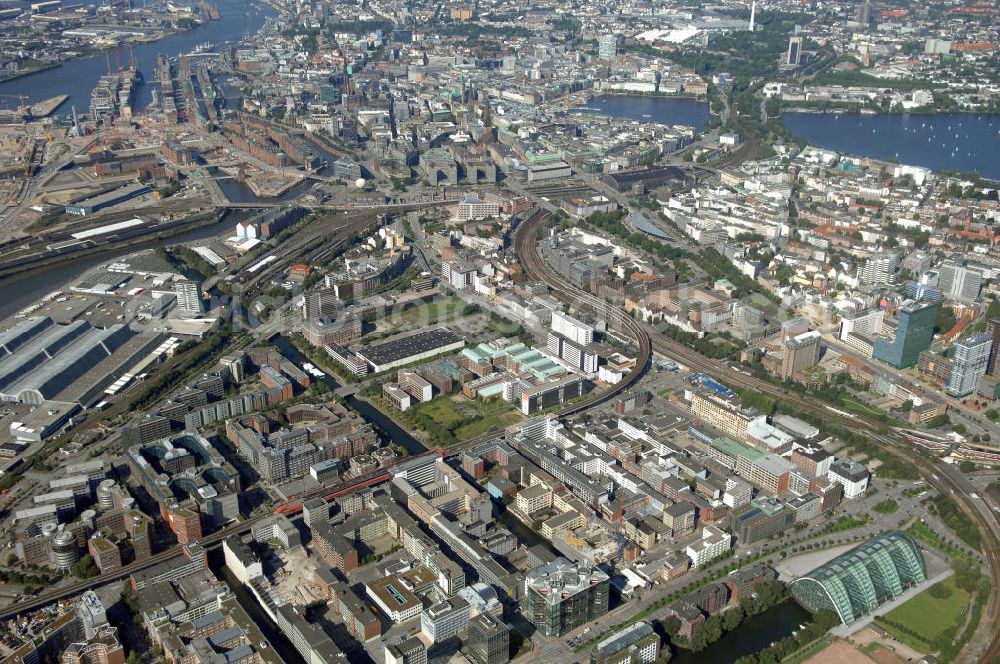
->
xmin=0 ymin=0 xmax=275 ymax=112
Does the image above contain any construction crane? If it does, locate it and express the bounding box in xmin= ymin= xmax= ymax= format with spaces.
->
xmin=0 ymin=94 xmax=30 ymax=118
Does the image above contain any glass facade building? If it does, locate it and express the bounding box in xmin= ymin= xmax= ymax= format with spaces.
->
xmin=524 ymin=558 xmax=610 ymax=637
xmin=947 ymin=335 xmax=991 ymax=397
xmin=790 ymin=531 xmax=926 ymax=625
xmin=873 ymin=300 xmax=938 ymax=369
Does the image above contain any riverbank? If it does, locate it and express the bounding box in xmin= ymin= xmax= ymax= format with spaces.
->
xmin=0 ymin=209 xmax=225 ymax=280
xmin=0 ymin=63 xmax=60 ymax=83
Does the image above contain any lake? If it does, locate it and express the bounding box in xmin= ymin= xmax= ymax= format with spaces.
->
xmin=782 ymin=111 xmax=1000 ymax=179
xmin=581 ymin=95 xmax=711 ymax=130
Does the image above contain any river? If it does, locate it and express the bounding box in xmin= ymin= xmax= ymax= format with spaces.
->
xmin=0 ymin=210 xmax=252 ymax=321
xmin=671 ymin=599 xmax=811 ymax=664
xmin=782 ymin=111 xmax=1000 ymax=179
xmin=581 ymin=94 xmax=711 ymax=130
xmin=0 ymin=0 xmax=275 ymax=113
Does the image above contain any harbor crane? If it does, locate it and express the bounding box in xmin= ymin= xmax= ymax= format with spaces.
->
xmin=0 ymin=94 xmax=31 ymax=117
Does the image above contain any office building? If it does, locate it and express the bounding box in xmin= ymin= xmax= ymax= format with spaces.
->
xmin=685 ymin=525 xmax=732 ymax=567
xmin=828 ymin=458 xmax=869 ymax=499
xmin=790 ymin=531 xmax=926 ymax=625
xmin=786 ymin=36 xmax=803 ymax=66
xmin=947 ymin=335 xmax=991 ymax=397
xmin=302 ymin=288 xmax=343 ymax=320
xmin=356 ymin=327 xmax=465 ymax=373
xmin=468 ymin=613 xmax=510 ymax=664
xmin=592 ymin=621 xmax=660 ymax=664
xmin=61 ymin=625 xmax=126 ymax=664
xmin=520 ymin=374 xmax=585 ymax=415
xmin=938 ymin=262 xmax=982 ymax=302
xmin=551 ymin=310 xmax=595 ymax=345
xmin=385 ymin=636 xmax=427 ymax=664
xmin=524 ymin=558 xmax=609 ymax=637
xmin=732 ymin=497 xmax=795 ymax=544
xmin=781 ymin=330 xmax=821 ymax=379
xmin=174 ymin=279 xmax=204 ymax=314
xmin=421 ymin=596 xmax=470 ymax=642
xmin=854 ymin=2 xmax=871 ymax=25
xmin=988 ymin=318 xmax=1000 ymax=376
xmin=367 ymin=576 xmax=423 ymax=623
xmin=872 ymin=300 xmax=938 ymax=369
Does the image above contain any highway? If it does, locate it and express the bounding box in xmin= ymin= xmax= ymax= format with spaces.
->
xmin=514 ymin=208 xmax=1000 ymax=664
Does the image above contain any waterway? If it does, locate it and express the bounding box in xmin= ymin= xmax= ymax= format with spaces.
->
xmin=266 ymin=333 xmax=557 ymax=553
xmin=208 ymin=548 xmax=305 ymax=664
xmin=266 ymin=334 xmax=430 ymax=458
xmin=782 ymin=111 xmax=1000 ymax=179
xmin=0 ymin=0 xmax=275 ymax=113
xmin=0 ymin=210 xmax=244 ymax=321
xmin=670 ymin=599 xmax=811 ymax=664
xmin=581 ymin=94 xmax=711 ymax=130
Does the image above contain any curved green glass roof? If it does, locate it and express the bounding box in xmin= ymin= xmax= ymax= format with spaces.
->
xmin=790 ymin=530 xmax=926 ymax=625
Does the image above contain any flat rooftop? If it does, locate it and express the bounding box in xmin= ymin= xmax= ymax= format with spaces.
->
xmin=357 ymin=327 xmax=462 ymax=367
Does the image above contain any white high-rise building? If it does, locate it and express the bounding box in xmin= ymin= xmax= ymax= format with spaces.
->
xmin=947 ymin=335 xmax=991 ymax=397
xmin=938 ymin=262 xmax=982 ymax=302
xmin=856 ymin=254 xmax=898 ymax=287
xmin=551 ymin=310 xmax=594 ymax=345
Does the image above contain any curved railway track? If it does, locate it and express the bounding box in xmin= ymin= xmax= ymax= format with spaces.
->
xmin=513 ymin=208 xmax=652 ymax=416
xmin=516 ymin=209 xmax=1000 ymax=664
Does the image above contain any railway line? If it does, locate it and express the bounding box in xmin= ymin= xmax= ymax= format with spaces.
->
xmin=515 ymin=208 xmax=1000 ymax=664
xmin=513 ymin=208 xmax=652 ymax=415
xmin=0 ymin=512 xmax=270 ymax=621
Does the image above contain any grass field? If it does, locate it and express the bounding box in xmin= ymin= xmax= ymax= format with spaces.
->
xmin=414 ymin=395 xmax=522 ymax=444
xmin=415 ymin=397 xmax=467 ymax=427
xmin=840 ymin=396 xmax=886 ymax=418
xmin=455 ymin=410 xmax=522 ymax=439
xmin=876 ymin=577 xmax=969 ymax=651
xmin=382 ymin=296 xmax=463 ymax=329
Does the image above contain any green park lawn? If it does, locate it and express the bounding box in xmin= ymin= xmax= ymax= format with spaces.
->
xmin=876 ymin=577 xmax=969 ymax=651
xmin=383 ymin=296 xmax=462 ymax=328
xmin=413 ymin=396 xmax=522 ymax=444
xmin=455 ymin=410 xmax=522 ymax=439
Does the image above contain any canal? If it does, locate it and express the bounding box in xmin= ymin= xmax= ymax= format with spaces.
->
xmin=670 ymin=599 xmax=811 ymax=664
xmin=266 ymin=334 xmax=429 ymax=457
xmin=208 ymin=548 xmax=305 ymax=664
xmin=0 ymin=210 xmax=250 ymax=321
